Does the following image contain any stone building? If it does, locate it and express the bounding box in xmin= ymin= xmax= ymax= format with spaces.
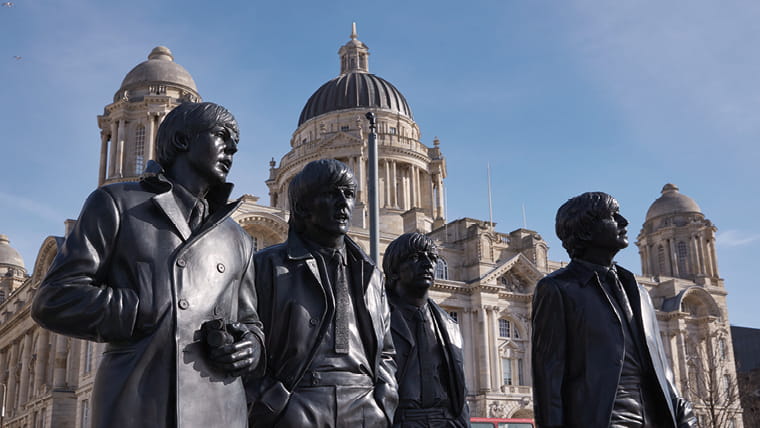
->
xmin=0 ymin=26 xmax=744 ymax=427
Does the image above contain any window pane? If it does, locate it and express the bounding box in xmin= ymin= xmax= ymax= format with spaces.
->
xmin=502 ymin=358 xmax=512 ymax=385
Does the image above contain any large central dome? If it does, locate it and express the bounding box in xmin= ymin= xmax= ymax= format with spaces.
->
xmin=298 ymin=24 xmax=413 ymax=126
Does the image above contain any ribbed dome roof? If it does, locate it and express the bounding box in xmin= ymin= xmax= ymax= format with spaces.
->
xmin=0 ymin=234 xmax=25 ymax=270
xmin=119 ymin=46 xmax=197 ymax=94
xmin=298 ymin=73 xmax=413 ymax=126
xmin=298 ymin=24 xmax=413 ymax=126
xmin=646 ymin=183 xmax=702 ymax=221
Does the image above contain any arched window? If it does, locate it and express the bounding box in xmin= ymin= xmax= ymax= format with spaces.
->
xmin=435 ymin=258 xmax=448 ymax=280
xmin=134 ymin=125 xmax=146 ymax=174
xmin=677 ymin=241 xmax=688 ymax=274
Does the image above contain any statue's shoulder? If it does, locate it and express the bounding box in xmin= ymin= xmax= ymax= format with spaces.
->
xmin=538 ymin=263 xmax=583 ymax=289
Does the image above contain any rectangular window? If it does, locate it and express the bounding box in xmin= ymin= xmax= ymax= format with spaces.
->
xmin=389 ymin=127 xmax=397 ymax=134
xmin=84 ymin=341 xmax=93 ymax=374
xmin=499 ymin=319 xmax=510 ymax=337
xmin=502 ymin=358 xmax=512 ymax=385
xmin=81 ymin=399 xmax=90 ymax=428
xmin=340 ymin=125 xmax=350 ymax=132
xmin=448 ymin=311 xmax=458 ymax=323
xmin=134 ymin=125 xmax=146 ymax=174
xmin=518 ymin=358 xmax=524 ymax=385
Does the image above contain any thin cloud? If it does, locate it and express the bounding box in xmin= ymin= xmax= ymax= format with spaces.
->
xmin=717 ymin=229 xmax=760 ymax=248
xmin=565 ymin=1 xmax=760 ymax=148
xmin=0 ymin=191 xmax=64 ymax=224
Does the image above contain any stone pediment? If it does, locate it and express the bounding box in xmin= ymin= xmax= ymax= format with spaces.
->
xmin=478 ymin=253 xmax=543 ymax=290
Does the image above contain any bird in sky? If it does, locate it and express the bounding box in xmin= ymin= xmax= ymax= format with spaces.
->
xmin=1 ymin=2 xmax=14 ymax=7
xmin=13 ymin=56 xmax=21 ymax=60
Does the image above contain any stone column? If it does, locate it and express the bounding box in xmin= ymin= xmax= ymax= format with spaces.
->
xmin=489 ymin=307 xmax=502 ymax=388
xmin=701 ymin=235 xmax=714 ymax=277
xmin=639 ymin=246 xmax=648 ymax=277
xmin=477 ymin=308 xmax=491 ymax=392
xmin=689 ymin=236 xmax=700 ymax=275
xmin=18 ymin=334 xmax=31 ymax=405
xmin=52 ymin=334 xmax=67 ymax=388
xmin=435 ymin=174 xmax=445 ymax=219
xmin=390 ymin=160 xmax=398 ymax=208
xmin=0 ymin=349 xmax=5 ymax=387
xmin=668 ymin=238 xmax=678 ymax=277
xmin=410 ymin=165 xmax=418 ymax=207
xmin=709 ymin=239 xmax=719 ymax=277
xmin=98 ymin=132 xmax=109 ymax=185
xmin=461 ymin=309 xmax=475 ymax=391
xmin=356 ymin=156 xmax=365 ymax=203
xmin=147 ymin=113 xmax=156 ymax=162
xmin=6 ymin=342 xmax=18 ymax=412
xmin=109 ymin=121 xmax=118 ymax=177
xmin=116 ymin=119 xmax=126 ymax=177
xmin=384 ymin=160 xmax=391 ymax=207
xmin=34 ymin=330 xmax=49 ymax=394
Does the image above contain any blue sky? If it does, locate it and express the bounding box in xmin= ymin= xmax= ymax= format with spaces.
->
xmin=1 ymin=1 xmax=759 ymax=327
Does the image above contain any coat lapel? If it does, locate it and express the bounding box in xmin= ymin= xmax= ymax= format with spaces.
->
xmin=152 ymin=192 xmax=192 ymax=241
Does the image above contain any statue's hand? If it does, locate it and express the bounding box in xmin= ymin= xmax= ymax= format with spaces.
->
xmin=208 ymin=322 xmax=262 ymax=377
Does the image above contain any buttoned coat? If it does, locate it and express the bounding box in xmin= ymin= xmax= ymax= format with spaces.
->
xmin=531 ymin=261 xmax=696 ymax=428
xmin=248 ymin=230 xmax=398 ymax=427
xmin=389 ymin=298 xmax=470 ymax=427
xmin=32 ymin=162 xmax=263 ymax=428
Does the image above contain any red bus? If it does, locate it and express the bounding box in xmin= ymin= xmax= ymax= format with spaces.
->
xmin=470 ymin=417 xmax=535 ymax=428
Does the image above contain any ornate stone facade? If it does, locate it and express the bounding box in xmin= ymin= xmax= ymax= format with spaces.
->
xmin=0 ymin=29 xmax=744 ymax=427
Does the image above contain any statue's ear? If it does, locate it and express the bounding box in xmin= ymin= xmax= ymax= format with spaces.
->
xmin=172 ymin=132 xmax=190 ymax=153
xmin=292 ymin=201 xmax=309 ymax=218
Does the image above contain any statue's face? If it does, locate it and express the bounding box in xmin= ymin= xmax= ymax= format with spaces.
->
xmin=587 ymin=204 xmax=629 ymax=252
xmin=185 ymin=124 xmax=237 ymax=186
xmin=397 ymin=250 xmax=438 ymax=294
xmin=303 ymin=183 xmax=356 ymax=239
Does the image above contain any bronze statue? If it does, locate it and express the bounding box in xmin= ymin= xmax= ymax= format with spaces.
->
xmin=531 ymin=192 xmax=697 ymax=427
xmin=32 ymin=102 xmax=264 ymax=428
xmin=383 ymin=232 xmax=469 ymax=427
xmin=248 ymin=159 xmax=398 ymax=427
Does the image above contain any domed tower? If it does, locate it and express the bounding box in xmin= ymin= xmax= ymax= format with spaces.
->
xmin=266 ymin=24 xmax=447 ymax=235
xmin=636 ymin=184 xmax=720 ymax=284
xmin=97 ymin=46 xmax=201 ymax=186
xmin=0 ymin=234 xmax=27 ymax=302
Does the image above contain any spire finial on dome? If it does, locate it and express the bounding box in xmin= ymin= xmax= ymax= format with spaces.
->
xmin=339 ymin=23 xmax=369 ymax=74
xmin=148 ymin=46 xmax=174 ymax=62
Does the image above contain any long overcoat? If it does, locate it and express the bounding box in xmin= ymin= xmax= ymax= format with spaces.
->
xmin=248 ymin=230 xmax=398 ymax=427
xmin=389 ymin=298 xmax=470 ymax=427
xmin=531 ymin=260 xmax=696 ymax=428
xmin=32 ymin=162 xmax=263 ymax=428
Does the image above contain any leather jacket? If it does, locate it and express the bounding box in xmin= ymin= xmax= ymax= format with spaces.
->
xmin=531 ymin=260 xmax=697 ymax=428
xmin=248 ymin=230 xmax=398 ymax=426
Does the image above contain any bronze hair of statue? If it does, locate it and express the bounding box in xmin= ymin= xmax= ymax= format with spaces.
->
xmin=247 ymin=158 xmax=398 ymax=427
xmin=531 ymin=192 xmax=697 ymax=427
xmin=383 ymin=232 xmax=469 ymax=427
xmin=32 ymin=102 xmax=264 ymax=428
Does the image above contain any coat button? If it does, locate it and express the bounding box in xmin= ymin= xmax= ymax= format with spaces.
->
xmin=217 ymin=263 xmax=225 ymax=273
xmin=178 ymin=299 xmax=190 ymax=309
xmin=309 ymin=318 xmax=318 ymax=326
xmin=177 ymin=259 xmax=187 ymax=267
